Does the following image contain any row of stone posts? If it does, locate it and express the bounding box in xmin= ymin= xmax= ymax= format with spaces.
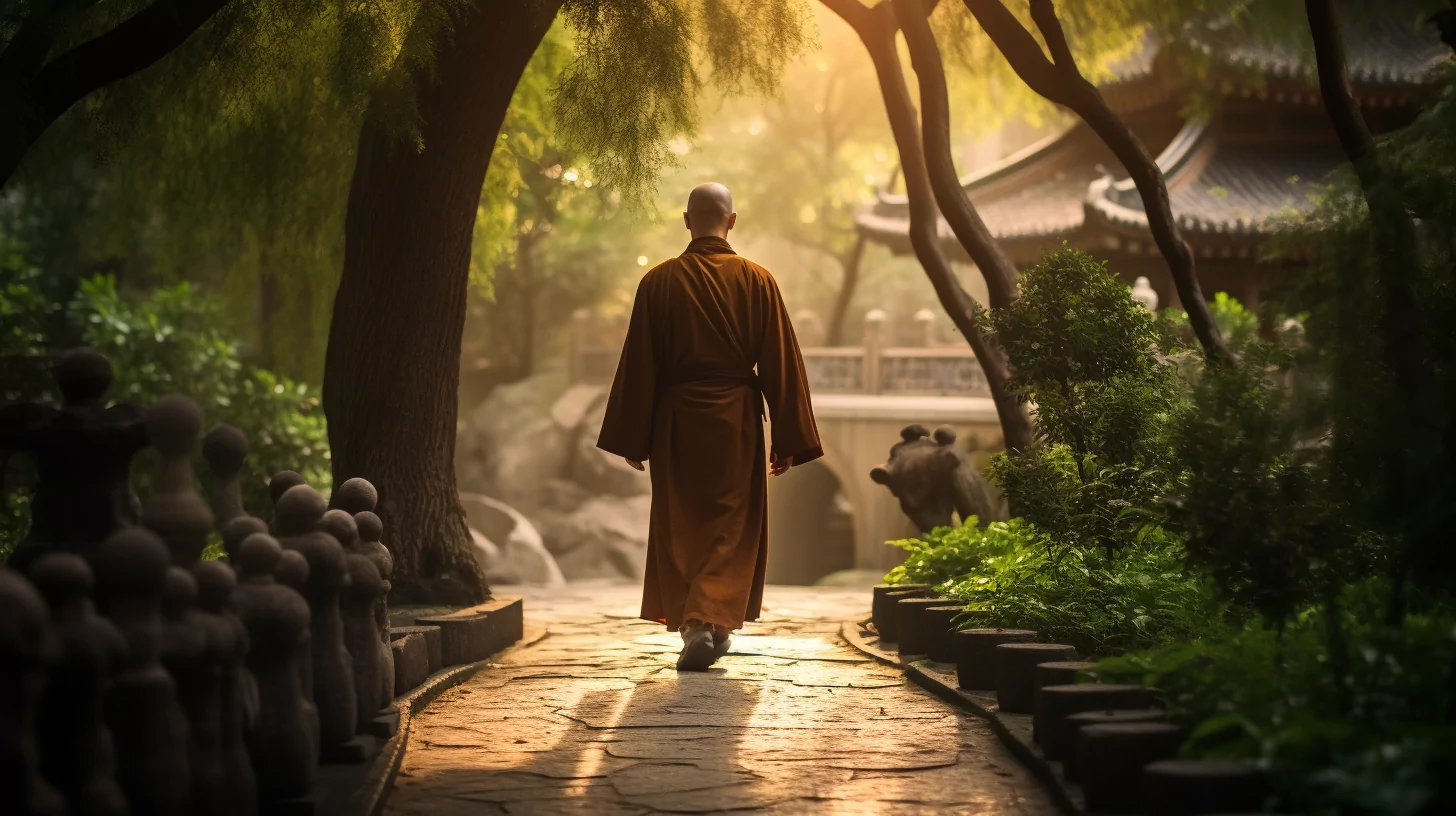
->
xmin=0 ymin=349 xmax=398 ymax=815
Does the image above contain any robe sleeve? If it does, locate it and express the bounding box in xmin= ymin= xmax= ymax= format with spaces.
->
xmin=756 ymin=272 xmax=823 ymax=466
xmin=596 ymin=275 xmax=658 ymax=462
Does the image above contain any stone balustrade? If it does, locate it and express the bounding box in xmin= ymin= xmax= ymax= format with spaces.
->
xmin=568 ymin=308 xmax=989 ymax=397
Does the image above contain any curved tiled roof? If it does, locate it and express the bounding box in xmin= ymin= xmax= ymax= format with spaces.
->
xmin=858 ymin=124 xmax=1118 ymax=258
xmin=854 ymin=8 xmax=1447 ymax=257
xmin=1086 ymin=120 xmax=1340 ymax=236
xmin=1199 ymin=10 xmax=1449 ymax=86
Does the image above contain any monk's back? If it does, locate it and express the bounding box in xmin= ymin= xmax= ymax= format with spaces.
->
xmin=642 ymin=247 xmax=773 ymax=377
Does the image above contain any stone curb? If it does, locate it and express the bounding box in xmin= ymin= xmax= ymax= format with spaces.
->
xmin=346 ymin=621 xmax=550 ymax=816
xmin=839 ymin=621 xmax=1086 ymax=816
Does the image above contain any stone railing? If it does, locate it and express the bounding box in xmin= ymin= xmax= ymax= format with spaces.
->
xmin=568 ymin=307 xmax=990 ymax=397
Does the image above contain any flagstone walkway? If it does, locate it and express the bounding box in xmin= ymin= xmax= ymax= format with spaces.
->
xmin=385 ymin=583 xmax=1058 ymax=816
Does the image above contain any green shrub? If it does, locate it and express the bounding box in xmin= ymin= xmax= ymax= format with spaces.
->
xmin=883 ymin=517 xmax=1039 ymax=591
xmin=1096 ymin=595 xmax=1456 ymax=815
xmin=988 ymin=247 xmax=1183 ymax=559
xmin=1 ymin=276 xmax=330 ymax=561
xmin=885 ymin=518 xmax=1224 ymax=657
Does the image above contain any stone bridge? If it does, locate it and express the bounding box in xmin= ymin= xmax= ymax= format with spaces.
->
xmin=569 ymin=308 xmax=1004 ymax=585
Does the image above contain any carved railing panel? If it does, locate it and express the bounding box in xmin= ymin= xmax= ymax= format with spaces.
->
xmin=802 ymin=349 xmax=865 ymax=393
xmin=876 ymin=349 xmax=988 ymax=396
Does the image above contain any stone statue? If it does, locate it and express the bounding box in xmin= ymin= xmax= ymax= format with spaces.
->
xmin=194 ymin=560 xmax=256 ymax=816
xmin=234 ymin=533 xmax=318 ymax=803
xmin=202 ymin=425 xmax=249 ymax=526
xmin=0 ymin=567 xmax=67 ymax=816
xmin=93 ymin=527 xmax=192 ymax=816
xmin=30 ymin=554 xmax=128 ymax=816
xmin=274 ymin=485 xmax=359 ymax=758
xmin=0 ymin=348 xmax=149 ymax=572
xmin=870 ymin=424 xmax=1001 ymax=532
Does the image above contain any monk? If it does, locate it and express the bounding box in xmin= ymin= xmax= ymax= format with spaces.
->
xmin=597 ymin=182 xmax=822 ymax=671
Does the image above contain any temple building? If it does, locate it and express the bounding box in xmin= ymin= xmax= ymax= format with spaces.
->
xmin=855 ymin=16 xmax=1450 ymax=312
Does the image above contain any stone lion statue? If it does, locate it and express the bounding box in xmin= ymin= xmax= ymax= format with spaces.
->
xmin=870 ymin=424 xmax=1002 ymax=532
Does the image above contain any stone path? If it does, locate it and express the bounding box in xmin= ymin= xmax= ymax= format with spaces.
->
xmin=386 ymin=583 xmax=1059 ymax=816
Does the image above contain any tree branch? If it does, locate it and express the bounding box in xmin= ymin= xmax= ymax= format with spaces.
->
xmin=1304 ymin=0 xmax=1375 ymax=170
xmin=961 ymin=0 xmax=1228 ymax=360
xmin=896 ymin=0 xmax=1020 ymax=309
xmin=1028 ymin=0 xmax=1078 ymax=77
xmin=822 ymin=0 xmax=1034 ymax=454
xmin=1 ymin=0 xmax=229 ymax=190
xmin=961 ymin=0 xmax=1063 ymax=102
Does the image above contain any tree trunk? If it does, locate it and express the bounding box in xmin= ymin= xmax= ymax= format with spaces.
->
xmin=961 ymin=0 xmax=1228 ymax=360
xmin=822 ymin=0 xmax=1035 ymax=454
xmin=896 ymin=0 xmax=1019 ymax=309
xmin=825 ymin=233 xmax=865 ymax=346
xmin=324 ymin=0 xmax=562 ymax=605
xmin=1305 ymin=0 xmax=1427 ymax=623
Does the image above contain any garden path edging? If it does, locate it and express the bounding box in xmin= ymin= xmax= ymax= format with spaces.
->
xmin=839 ymin=620 xmax=1087 ymax=815
xmin=348 ymin=622 xmax=549 ymax=816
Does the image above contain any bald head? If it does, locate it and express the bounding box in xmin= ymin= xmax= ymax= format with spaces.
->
xmin=684 ymin=183 xmax=736 ymax=239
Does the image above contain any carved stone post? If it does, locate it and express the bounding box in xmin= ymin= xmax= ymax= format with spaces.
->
xmin=914 ymin=308 xmax=938 ymax=347
xmin=863 ymin=309 xmax=887 ymax=394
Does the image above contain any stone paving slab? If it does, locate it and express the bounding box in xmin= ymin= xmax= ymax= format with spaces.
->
xmin=385 ymin=584 xmax=1059 ymax=815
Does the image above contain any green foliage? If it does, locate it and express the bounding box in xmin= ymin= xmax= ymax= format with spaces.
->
xmin=884 ymin=519 xmax=1224 ymax=657
xmin=883 ymin=516 xmax=1037 ymax=590
xmin=467 ymin=21 xmax=646 ymax=382
xmin=0 ymin=275 xmax=330 ymax=561
xmin=555 ymin=0 xmax=813 ymax=206
xmin=1158 ymin=290 xmax=1263 ymax=352
xmin=1270 ymin=71 xmax=1456 ymax=608
xmin=988 ymin=247 xmax=1183 ymax=557
xmin=1097 ymin=595 xmax=1456 ymax=815
xmin=945 ymin=533 xmax=1225 ymax=657
xmin=8 ymin=1 xmax=445 ymax=382
xmin=1164 ymin=338 xmax=1358 ymax=624
xmin=75 ymin=277 xmax=332 ymax=512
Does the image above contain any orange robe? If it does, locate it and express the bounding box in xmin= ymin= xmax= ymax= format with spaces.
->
xmin=597 ymin=236 xmax=822 ymax=632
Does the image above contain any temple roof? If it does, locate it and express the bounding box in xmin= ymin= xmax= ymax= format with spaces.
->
xmin=1087 ymin=121 xmax=1339 ymax=238
xmin=855 ymin=13 xmax=1448 ymax=263
xmin=1107 ymin=10 xmax=1449 ymax=89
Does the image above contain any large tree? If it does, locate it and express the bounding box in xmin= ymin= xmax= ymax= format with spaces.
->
xmin=324 ymin=0 xmax=564 ymax=604
xmin=325 ymin=0 xmax=813 ymax=603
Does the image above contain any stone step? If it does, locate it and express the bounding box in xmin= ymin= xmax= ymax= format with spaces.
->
xmin=412 ymin=597 xmax=524 ymax=667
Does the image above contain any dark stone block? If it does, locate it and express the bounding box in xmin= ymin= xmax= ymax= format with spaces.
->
xmin=391 ymin=634 xmax=430 ymax=695
xmin=922 ymin=605 xmax=969 ymax=663
xmin=320 ymin=734 xmax=378 ymax=765
xmin=389 ymin=625 xmax=443 ymax=675
xmin=871 ymin=584 xmax=927 ymax=638
xmin=954 ymin=628 xmax=1037 ymax=690
xmin=414 ymin=597 xmax=523 ymax=666
xmin=365 ymin=705 xmax=400 ymax=740
xmin=894 ymin=597 xmax=950 ymax=657
xmin=1062 ymin=709 xmax=1170 ymax=781
xmin=994 ymin=642 xmax=1079 ymax=714
xmin=1033 ymin=660 xmax=1098 ymax=693
xmin=1078 ymin=722 xmax=1183 ymax=809
xmin=876 ymin=589 xmax=926 ymax=643
xmin=1142 ymin=759 xmax=1267 ymax=816
xmin=1032 ymin=683 xmax=1152 ymax=758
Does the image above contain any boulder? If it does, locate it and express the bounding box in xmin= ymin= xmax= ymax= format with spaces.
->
xmin=551 ymin=384 xmax=606 ymax=432
xmin=456 ymin=370 xmax=571 ymax=509
xmin=459 ymin=493 xmax=565 ymax=586
xmin=569 ymin=399 xmax=650 ymax=497
xmin=541 ymin=495 xmax=651 ymax=581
